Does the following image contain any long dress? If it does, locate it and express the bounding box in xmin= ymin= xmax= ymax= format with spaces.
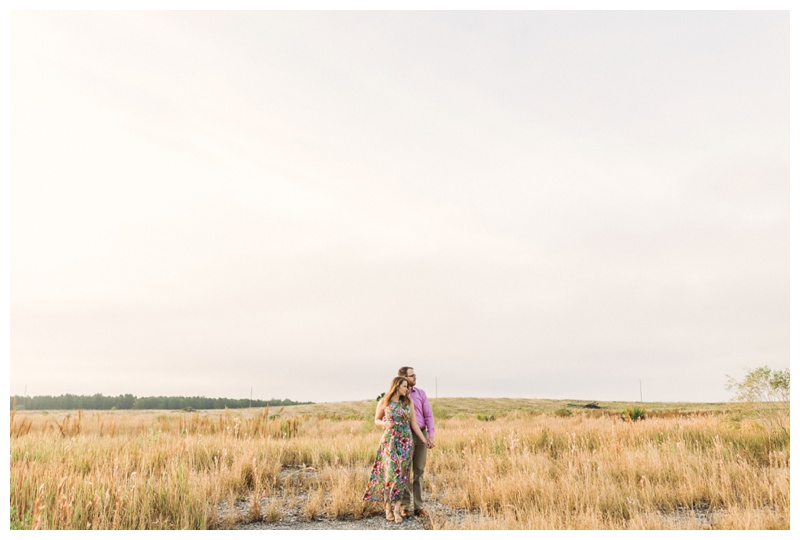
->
xmin=363 ymin=400 xmax=414 ymax=503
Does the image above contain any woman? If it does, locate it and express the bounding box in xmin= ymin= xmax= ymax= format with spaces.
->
xmin=363 ymin=376 xmax=429 ymax=523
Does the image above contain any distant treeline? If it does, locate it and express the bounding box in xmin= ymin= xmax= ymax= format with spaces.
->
xmin=10 ymin=393 xmax=313 ymax=411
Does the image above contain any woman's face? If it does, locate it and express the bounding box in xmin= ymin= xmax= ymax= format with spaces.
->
xmin=398 ymin=381 xmax=409 ymax=396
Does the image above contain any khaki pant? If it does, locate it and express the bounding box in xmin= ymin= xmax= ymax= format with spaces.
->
xmin=401 ymin=427 xmax=427 ymax=511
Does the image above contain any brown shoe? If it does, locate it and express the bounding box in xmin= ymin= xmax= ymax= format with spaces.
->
xmin=414 ymin=508 xmax=429 ymax=518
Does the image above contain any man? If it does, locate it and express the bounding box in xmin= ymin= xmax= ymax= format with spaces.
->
xmin=398 ymin=366 xmax=435 ymax=518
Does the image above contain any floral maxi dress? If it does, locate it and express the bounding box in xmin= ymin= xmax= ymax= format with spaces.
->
xmin=363 ymin=400 xmax=414 ymax=503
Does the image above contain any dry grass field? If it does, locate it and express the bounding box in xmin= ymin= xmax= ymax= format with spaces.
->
xmin=10 ymin=398 xmax=789 ymax=530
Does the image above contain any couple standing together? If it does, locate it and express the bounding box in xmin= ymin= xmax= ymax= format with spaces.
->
xmin=362 ymin=366 xmax=435 ymax=524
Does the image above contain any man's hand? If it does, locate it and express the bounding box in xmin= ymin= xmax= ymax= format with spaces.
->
xmin=426 ymin=438 xmax=435 ymax=449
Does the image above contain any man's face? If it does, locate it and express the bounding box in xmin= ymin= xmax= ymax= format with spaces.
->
xmin=405 ymin=369 xmax=417 ymax=388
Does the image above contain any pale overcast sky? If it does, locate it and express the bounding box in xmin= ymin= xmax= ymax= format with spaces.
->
xmin=9 ymin=10 xmax=788 ymax=403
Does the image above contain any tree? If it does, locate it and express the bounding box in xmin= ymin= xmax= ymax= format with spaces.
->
xmin=725 ymin=365 xmax=789 ymax=403
xmin=725 ymin=365 xmax=789 ymax=437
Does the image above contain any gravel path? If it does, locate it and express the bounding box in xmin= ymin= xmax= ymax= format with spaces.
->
xmin=218 ymin=496 xmax=479 ymax=530
xmin=215 ymin=465 xmax=478 ymax=530
xmin=216 ymin=486 xmax=727 ymax=530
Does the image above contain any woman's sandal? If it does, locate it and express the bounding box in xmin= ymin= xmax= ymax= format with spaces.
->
xmin=385 ymin=504 xmax=393 ymax=521
xmin=393 ymin=507 xmax=403 ymax=524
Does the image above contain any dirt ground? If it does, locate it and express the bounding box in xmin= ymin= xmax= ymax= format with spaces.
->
xmin=217 ymin=491 xmax=473 ymax=530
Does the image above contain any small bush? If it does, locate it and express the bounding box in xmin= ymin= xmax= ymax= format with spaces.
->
xmin=477 ymin=414 xmax=496 ymax=421
xmin=554 ymin=408 xmax=572 ymax=417
xmin=622 ymin=407 xmax=646 ymax=421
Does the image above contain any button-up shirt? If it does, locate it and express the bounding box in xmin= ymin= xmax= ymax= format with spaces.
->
xmin=408 ymin=386 xmax=435 ymax=440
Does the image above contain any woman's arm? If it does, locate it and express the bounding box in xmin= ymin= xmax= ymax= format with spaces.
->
xmin=408 ymin=405 xmax=427 ymax=443
xmin=374 ymin=401 xmax=392 ymax=429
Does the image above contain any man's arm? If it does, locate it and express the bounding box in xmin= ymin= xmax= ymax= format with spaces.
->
xmin=420 ymin=388 xmax=435 ymax=446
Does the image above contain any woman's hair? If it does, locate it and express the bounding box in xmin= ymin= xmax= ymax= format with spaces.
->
xmin=382 ymin=376 xmax=411 ymax=407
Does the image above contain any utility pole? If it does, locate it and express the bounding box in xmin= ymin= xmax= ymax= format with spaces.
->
xmin=639 ymin=379 xmax=643 ymax=402
xmin=435 ymin=377 xmax=438 ymax=399
xmin=250 ymin=387 xmax=253 ymax=409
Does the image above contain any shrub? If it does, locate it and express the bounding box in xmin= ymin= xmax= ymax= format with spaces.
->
xmin=622 ymin=407 xmax=646 ymax=421
xmin=554 ymin=408 xmax=572 ymax=417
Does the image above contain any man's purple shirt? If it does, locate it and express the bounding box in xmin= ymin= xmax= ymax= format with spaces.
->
xmin=408 ymin=386 xmax=435 ymax=439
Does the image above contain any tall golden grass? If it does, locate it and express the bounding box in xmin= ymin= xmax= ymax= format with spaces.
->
xmin=9 ymin=401 xmax=789 ymax=530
